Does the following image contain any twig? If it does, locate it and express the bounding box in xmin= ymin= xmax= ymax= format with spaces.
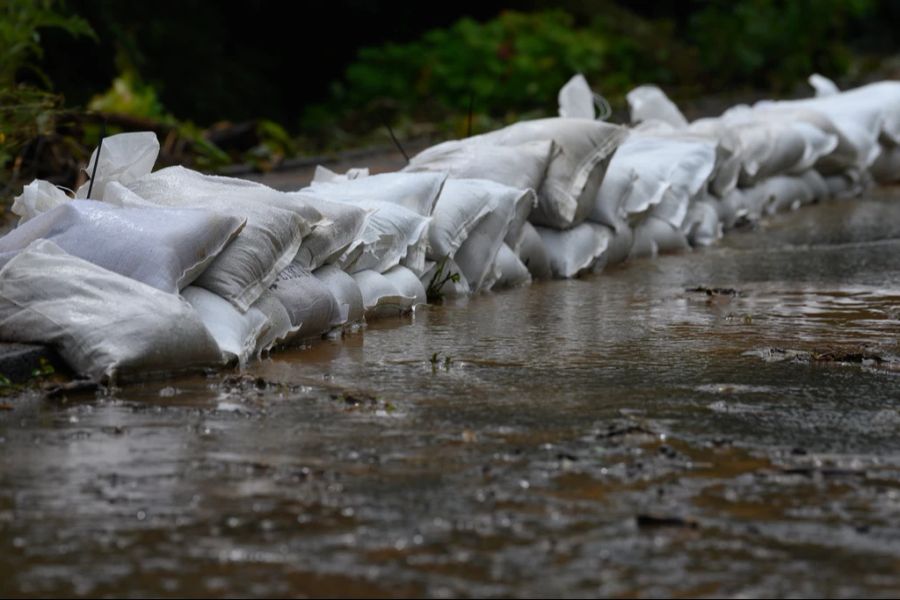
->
xmin=85 ymin=118 xmax=106 ymax=199
xmin=384 ymin=122 xmax=409 ymax=164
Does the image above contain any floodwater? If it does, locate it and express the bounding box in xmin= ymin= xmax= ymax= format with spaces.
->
xmin=2 ymin=191 xmax=900 ymax=598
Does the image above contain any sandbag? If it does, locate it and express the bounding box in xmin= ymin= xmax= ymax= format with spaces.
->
xmin=512 ymin=222 xmax=552 ymax=280
xmin=404 ymin=139 xmax=553 ymax=202
xmin=0 ymin=199 xmax=244 ymax=293
xmin=331 ymin=199 xmax=430 ymax=275
xmin=181 ymin=286 xmax=270 ymax=366
xmin=312 ymin=165 xmax=370 ymax=183
xmin=11 ymin=180 xmax=72 ymax=224
xmin=626 ymin=85 xmax=689 ymax=129
xmin=75 ymin=132 xmax=160 ymax=200
xmin=536 ymin=222 xmax=612 ymax=278
xmin=307 ymin=171 xmax=446 ymax=217
xmin=117 ymin=166 xmax=321 ymax=311
xmin=493 ymin=243 xmax=532 ymax=289
xmin=558 ymin=73 xmax=597 ymax=120
xmin=313 ymin=264 xmax=365 ymax=325
xmin=0 ymin=240 xmax=221 ymax=381
xmin=291 ymin=193 xmax=370 ymax=270
xmin=604 ymin=223 xmax=634 ymax=266
xmin=681 ymin=198 xmax=722 ymax=247
xmin=270 ymin=263 xmax=346 ymax=341
xmin=352 ymin=270 xmax=415 ymax=319
xmin=382 ymin=264 xmax=427 ymax=307
xmin=473 ymin=118 xmax=626 ymax=228
xmin=630 ymin=216 xmax=689 ymax=259
xmin=252 ymin=292 xmax=297 ymax=355
xmin=591 ymin=132 xmax=716 ymax=230
xmin=449 ymin=181 xmax=532 ymax=291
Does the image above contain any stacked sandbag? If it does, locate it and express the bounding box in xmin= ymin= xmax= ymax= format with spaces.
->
xmin=0 ymin=240 xmax=222 ymax=382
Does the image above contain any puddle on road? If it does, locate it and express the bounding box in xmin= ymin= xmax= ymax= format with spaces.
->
xmin=1 ymin=195 xmax=900 ymax=597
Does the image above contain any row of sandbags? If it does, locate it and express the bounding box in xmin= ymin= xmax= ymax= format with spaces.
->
xmin=1 ymin=73 xmax=897 ymax=382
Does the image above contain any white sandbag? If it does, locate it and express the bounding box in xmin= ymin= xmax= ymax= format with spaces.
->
xmin=758 ymin=175 xmax=817 ymax=215
xmin=11 ymin=180 xmax=72 ymax=224
xmin=513 ymin=222 xmax=552 ymax=280
xmin=716 ymin=188 xmax=751 ymax=230
xmin=799 ymin=169 xmax=830 ymax=200
xmin=0 ymin=199 xmax=244 ymax=293
xmin=352 ymin=270 xmax=415 ymax=319
xmin=404 ymin=139 xmax=553 ymax=204
xmin=536 ymin=222 xmax=611 ymax=278
xmin=604 ymin=223 xmax=634 ymax=266
xmin=332 ymin=199 xmax=430 ymax=275
xmin=419 ymin=259 xmax=471 ymax=300
xmin=181 ymin=286 xmax=269 ymax=366
xmin=291 ymin=193 xmax=370 ymax=270
xmin=681 ymin=198 xmax=722 ymax=247
xmin=0 ymin=240 xmax=221 ymax=381
xmin=493 ymin=243 xmax=531 ymax=289
xmin=118 ymin=166 xmax=320 ymax=311
xmin=75 ymin=132 xmax=160 ymax=200
xmin=870 ymin=145 xmax=900 ymax=183
xmin=824 ymin=173 xmax=866 ymax=199
xmin=626 ymin=85 xmax=689 ymax=129
xmin=382 ymin=264 xmax=427 ymax=307
xmin=313 ymin=264 xmax=365 ymax=325
xmin=270 ymin=263 xmax=345 ymax=341
xmin=473 ymin=118 xmax=626 ymax=228
xmin=809 ymin=73 xmax=840 ymax=97
xmin=558 ymin=73 xmax=596 ymax=120
xmin=307 ymin=171 xmax=446 ymax=217
xmin=592 ymin=132 xmax=716 ymax=230
xmin=449 ymin=182 xmax=530 ymax=291
xmin=630 ymin=216 xmax=689 ymax=259
xmin=426 ymin=178 xmax=534 ymax=262
xmin=312 ymin=165 xmax=369 ymax=183
xmin=252 ymin=292 xmax=297 ymax=355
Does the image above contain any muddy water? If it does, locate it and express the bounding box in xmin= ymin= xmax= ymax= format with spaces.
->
xmin=2 ymin=193 xmax=900 ymax=598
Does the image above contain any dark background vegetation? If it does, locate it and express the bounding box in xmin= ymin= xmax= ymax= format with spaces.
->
xmin=2 ymin=0 xmax=899 ymax=200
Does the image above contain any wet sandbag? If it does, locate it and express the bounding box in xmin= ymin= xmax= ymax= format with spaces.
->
xmin=0 ymin=199 xmax=244 ymax=293
xmin=115 ymin=167 xmax=321 ymax=311
xmin=404 ymin=139 xmax=553 ymax=200
xmin=605 ymin=223 xmax=634 ymax=266
xmin=630 ymin=216 xmax=689 ymax=259
xmin=474 ymin=118 xmax=626 ymax=229
xmin=333 ymin=199 xmax=430 ymax=275
xmin=536 ymin=222 xmax=612 ymax=278
xmin=270 ymin=263 xmax=346 ymax=341
xmin=681 ymin=198 xmax=722 ymax=247
xmin=756 ymin=175 xmax=817 ymax=215
xmin=252 ymin=292 xmax=297 ymax=355
xmin=352 ymin=270 xmax=415 ymax=319
xmin=307 ymin=171 xmax=446 ymax=217
xmin=313 ymin=264 xmax=365 ymax=325
xmin=382 ymin=264 xmax=427 ymax=307
xmin=626 ymin=84 xmax=689 ymax=129
xmin=75 ymin=132 xmax=160 ymax=200
xmin=716 ymin=188 xmax=751 ymax=230
xmin=291 ymin=194 xmax=370 ymax=270
xmin=449 ymin=182 xmax=533 ymax=292
xmin=493 ymin=243 xmax=532 ymax=289
xmin=592 ymin=132 xmax=717 ymax=231
xmin=0 ymin=240 xmax=221 ymax=382
xmin=312 ymin=165 xmax=369 ymax=183
xmin=513 ymin=222 xmax=552 ymax=280
xmin=558 ymin=74 xmax=597 ymax=120
xmin=11 ymin=180 xmax=72 ymax=224
xmin=181 ymin=286 xmax=271 ymax=366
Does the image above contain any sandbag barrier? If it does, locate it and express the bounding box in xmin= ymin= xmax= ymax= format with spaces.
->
xmin=2 ymin=74 xmax=899 ymax=383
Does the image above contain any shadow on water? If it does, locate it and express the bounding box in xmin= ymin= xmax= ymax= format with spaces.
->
xmin=1 ymin=193 xmax=899 ymax=597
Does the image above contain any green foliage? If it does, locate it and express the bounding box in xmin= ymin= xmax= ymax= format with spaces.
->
xmin=0 ymin=0 xmax=94 ymax=88
xmin=688 ymin=0 xmax=876 ymax=92
xmin=425 ymin=257 xmax=462 ymax=303
xmin=88 ymin=70 xmax=170 ymax=122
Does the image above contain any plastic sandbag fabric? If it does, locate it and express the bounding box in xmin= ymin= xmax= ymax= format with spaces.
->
xmin=0 ymin=240 xmax=221 ymax=381
xmin=0 ymin=199 xmax=244 ymax=293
